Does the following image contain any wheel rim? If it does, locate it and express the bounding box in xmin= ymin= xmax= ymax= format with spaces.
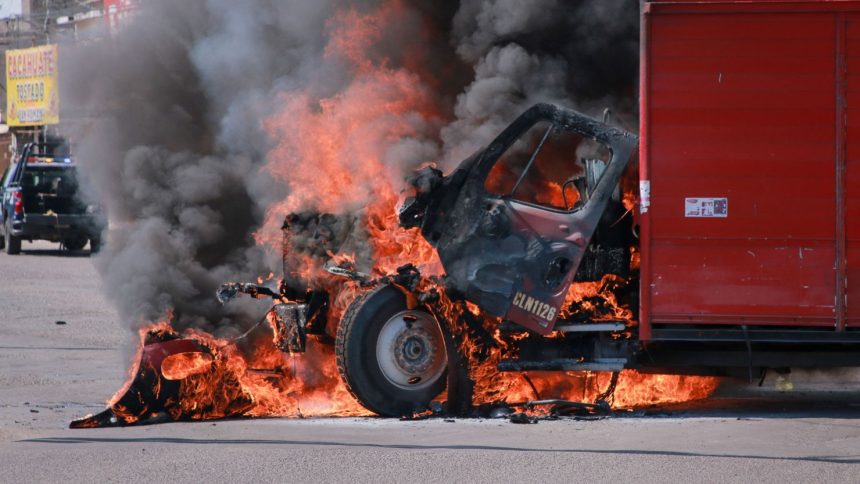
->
xmin=375 ymin=310 xmax=447 ymax=391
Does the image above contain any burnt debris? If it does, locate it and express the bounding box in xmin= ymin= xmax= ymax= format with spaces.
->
xmin=70 ymin=328 xmax=252 ymax=428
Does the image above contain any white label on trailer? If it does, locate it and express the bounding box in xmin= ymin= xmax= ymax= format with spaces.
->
xmin=685 ymin=197 xmax=728 ymax=218
xmin=639 ymin=180 xmax=650 ymax=214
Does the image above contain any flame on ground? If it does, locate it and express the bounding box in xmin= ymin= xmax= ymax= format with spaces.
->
xmin=174 ymin=328 xmax=369 ymax=419
xmin=83 ymin=305 xmax=717 ymax=427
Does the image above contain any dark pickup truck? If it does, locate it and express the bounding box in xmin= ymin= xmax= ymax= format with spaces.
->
xmin=0 ymin=140 xmax=104 ymax=255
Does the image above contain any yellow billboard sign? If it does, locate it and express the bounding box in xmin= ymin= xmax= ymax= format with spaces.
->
xmin=6 ymin=44 xmax=59 ymax=127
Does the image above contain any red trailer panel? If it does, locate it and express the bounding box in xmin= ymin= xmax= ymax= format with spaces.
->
xmin=847 ymin=14 xmax=860 ymax=327
xmin=642 ymin=1 xmax=860 ymax=339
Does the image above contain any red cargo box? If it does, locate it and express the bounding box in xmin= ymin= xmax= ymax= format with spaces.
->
xmin=640 ymin=0 xmax=860 ymax=340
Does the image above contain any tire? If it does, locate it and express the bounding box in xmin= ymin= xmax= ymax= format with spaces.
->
xmin=63 ymin=236 xmax=87 ymax=251
xmin=89 ymin=236 xmax=101 ymax=254
xmin=4 ymin=220 xmax=20 ymax=255
xmin=336 ymin=285 xmax=449 ymax=417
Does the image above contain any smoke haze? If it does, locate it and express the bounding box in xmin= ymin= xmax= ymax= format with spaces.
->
xmin=60 ymin=0 xmax=639 ymax=334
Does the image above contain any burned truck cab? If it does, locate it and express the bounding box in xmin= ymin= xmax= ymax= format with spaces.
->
xmin=402 ymin=103 xmax=638 ymax=334
xmin=215 ymin=104 xmax=640 ymax=419
xmin=76 ymin=104 xmax=642 ymax=425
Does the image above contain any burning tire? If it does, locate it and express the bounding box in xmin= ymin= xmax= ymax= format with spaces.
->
xmin=336 ymin=285 xmax=448 ymax=417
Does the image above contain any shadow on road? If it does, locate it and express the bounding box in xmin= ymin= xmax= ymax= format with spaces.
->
xmin=14 ymin=248 xmax=93 ymax=258
xmin=19 ymin=436 xmax=860 ymax=464
xmin=0 ymin=345 xmax=114 ymax=351
xmin=627 ymin=394 xmax=860 ymax=421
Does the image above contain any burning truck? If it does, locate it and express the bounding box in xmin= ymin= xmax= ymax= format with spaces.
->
xmin=75 ymin=103 xmax=649 ymax=426
xmin=73 ymin=0 xmax=860 ymax=427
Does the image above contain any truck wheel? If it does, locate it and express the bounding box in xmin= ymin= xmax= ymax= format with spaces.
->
xmin=4 ymin=221 xmax=20 ymax=255
xmin=63 ymin=236 xmax=88 ymax=251
xmin=89 ymin=235 xmax=101 ymax=254
xmin=336 ymin=285 xmax=448 ymax=417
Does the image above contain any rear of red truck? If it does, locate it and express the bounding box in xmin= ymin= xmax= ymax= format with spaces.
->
xmin=639 ymin=0 xmax=860 ymax=372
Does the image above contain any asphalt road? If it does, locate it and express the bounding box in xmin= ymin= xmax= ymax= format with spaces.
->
xmin=1 ymin=241 xmax=859 ymax=483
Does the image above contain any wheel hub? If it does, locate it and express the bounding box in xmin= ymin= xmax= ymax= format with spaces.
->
xmin=394 ymin=328 xmax=435 ymax=375
xmin=376 ymin=310 xmax=447 ymax=391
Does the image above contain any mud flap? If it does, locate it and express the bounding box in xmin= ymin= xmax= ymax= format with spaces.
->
xmin=445 ymin=328 xmax=473 ymax=416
